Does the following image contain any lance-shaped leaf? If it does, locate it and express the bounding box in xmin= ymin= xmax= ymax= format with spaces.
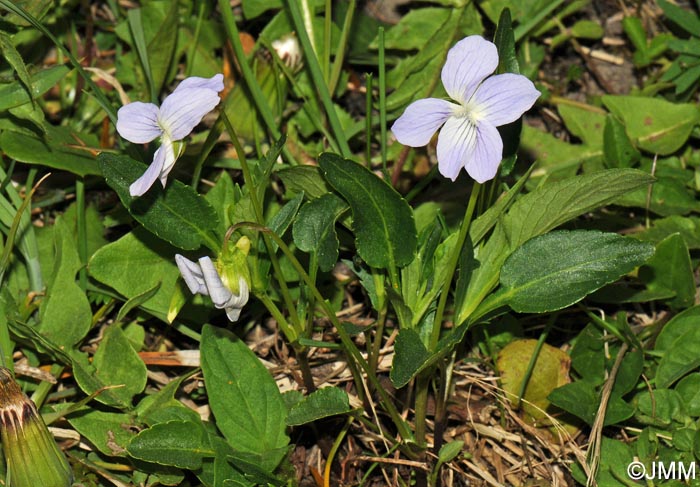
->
xmin=318 ymin=153 xmax=417 ymax=269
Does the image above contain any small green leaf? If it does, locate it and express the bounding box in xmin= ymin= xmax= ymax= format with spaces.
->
xmin=286 ymin=388 xmax=352 ymax=426
xmin=318 ymin=153 xmax=417 ymax=269
xmin=438 ymin=440 xmax=464 ymax=463
xmin=128 ymin=421 xmax=213 ymax=469
xmin=293 ymin=194 xmax=348 ymax=271
xmin=499 ymin=230 xmax=654 ymax=313
xmin=37 ymin=218 xmax=92 ymax=348
xmin=0 ymin=32 xmax=32 ymax=98
xmin=494 ymin=8 xmax=519 ymax=74
xmin=92 ymin=325 xmax=148 ymax=406
xmin=0 ymin=125 xmax=100 ymax=177
xmin=570 ymin=20 xmax=604 ymax=39
xmin=277 ymin=166 xmax=332 ymax=200
xmin=0 ymin=64 xmax=69 ymax=111
xmin=89 ymin=228 xmax=180 ymax=320
xmin=200 ymin=325 xmax=289 ymax=472
xmin=639 ymin=233 xmax=695 ymax=308
xmin=98 ymin=153 xmax=218 ymax=250
xmin=602 ymin=95 xmax=700 ymax=155
xmin=657 ymin=326 xmax=700 ymax=388
xmin=603 ymin=114 xmax=640 ymax=168
xmin=241 ymin=0 xmax=282 ymax=19
xmin=390 ymin=329 xmax=431 ymax=388
xmin=658 ymin=0 xmax=700 ymax=37
xmin=65 ymin=407 xmax=138 ymax=457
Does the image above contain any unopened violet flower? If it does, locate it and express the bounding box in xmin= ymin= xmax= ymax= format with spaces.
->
xmin=391 ymin=36 xmax=540 ymax=183
xmin=116 ymin=74 xmax=225 ymax=196
xmin=175 ymin=255 xmax=249 ymax=322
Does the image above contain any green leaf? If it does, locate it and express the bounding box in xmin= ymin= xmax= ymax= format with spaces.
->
xmin=88 ymin=228 xmax=180 ymax=320
xmin=602 ymin=95 xmax=700 ymax=155
xmin=65 ymin=407 xmax=138 ymax=457
xmin=200 ymin=325 xmax=289 ymax=471
xmin=494 ymin=8 xmax=519 ymax=74
xmin=638 ymin=233 xmax=695 ymax=309
xmin=292 ymin=194 xmax=348 ymax=271
xmin=286 ymin=387 xmax=352 ymax=426
xmin=616 ymin=176 xmax=700 ymax=216
xmin=603 ymin=114 xmax=640 ymax=168
xmin=98 ymin=153 xmax=218 ymax=250
xmin=636 ymin=215 xmax=700 ymax=249
xmin=380 ymin=8 xmax=450 ymax=51
xmin=438 ymin=440 xmax=464 ymax=463
xmin=146 ymin=0 xmax=179 ymax=93
xmin=570 ymin=20 xmax=604 ymax=39
xmin=548 ymin=381 xmax=634 ymax=426
xmin=0 ymin=64 xmax=69 ymax=111
xmin=128 ymin=421 xmax=213 ymax=469
xmin=318 ymin=153 xmax=417 ymax=269
xmin=242 ymin=0 xmax=282 ymax=19
xmin=657 ymin=325 xmax=700 ymax=388
xmin=498 ymin=230 xmax=654 ymax=313
xmin=0 ymin=32 xmax=32 ymax=99
xmin=277 ymin=166 xmax=332 ymax=200
xmin=37 ymin=218 xmax=92 ymax=348
xmin=457 ymin=169 xmax=655 ymax=324
xmin=655 ymin=305 xmax=700 ymax=352
xmin=92 ymin=325 xmax=148 ymax=406
xmin=0 ymin=124 xmax=100 ymax=177
xmin=675 ymin=374 xmax=700 ymax=417
xmin=558 ymin=104 xmax=606 ymax=147
xmin=658 ymin=0 xmax=700 ymax=36
xmin=390 ymin=329 xmax=431 ymax=388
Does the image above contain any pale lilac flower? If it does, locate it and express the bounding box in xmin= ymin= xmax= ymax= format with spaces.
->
xmin=391 ymin=36 xmax=540 ymax=183
xmin=175 ymin=255 xmax=249 ymax=322
xmin=116 ymin=74 xmax=225 ymax=196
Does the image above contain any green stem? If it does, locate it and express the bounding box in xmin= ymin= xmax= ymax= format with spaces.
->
xmin=414 ymin=372 xmax=430 ymax=448
xmin=185 ymin=2 xmax=206 ymax=77
xmin=257 ymin=293 xmax=298 ymax=343
xmin=323 ymin=0 xmax=331 ymax=83
xmin=75 ymin=177 xmax=87 ymax=291
xmin=365 ymin=73 xmax=373 ymax=166
xmin=378 ymin=27 xmax=387 ymax=176
xmin=285 ymin=0 xmax=352 ymax=157
xmin=328 ymin=0 xmax=356 ymax=95
xmin=231 ymin=221 xmax=413 ymax=442
xmin=221 ymin=113 xmax=301 ymax=333
xmin=429 ymin=183 xmax=481 ymax=351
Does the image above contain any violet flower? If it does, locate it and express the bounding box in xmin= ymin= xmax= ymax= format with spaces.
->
xmin=391 ymin=36 xmax=540 ymax=183
xmin=116 ymin=74 xmax=225 ymax=196
xmin=175 ymin=255 xmax=249 ymax=322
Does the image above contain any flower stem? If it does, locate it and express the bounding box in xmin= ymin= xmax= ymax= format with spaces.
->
xmin=429 ymin=183 xmax=481 ymax=352
xmin=231 ymin=221 xmax=414 ymax=442
xmin=221 ymin=113 xmax=302 ymax=335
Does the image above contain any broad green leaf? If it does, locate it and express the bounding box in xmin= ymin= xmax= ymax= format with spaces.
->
xmin=277 ymin=166 xmax=331 ymax=200
xmin=98 ymin=153 xmax=218 ymax=250
xmin=390 ymin=329 xmax=431 ymax=388
xmin=136 ymin=375 xmax=202 ymax=426
xmin=655 ymin=306 xmax=700 ymax=352
xmin=558 ymin=104 xmax=606 ymax=147
xmin=635 ymin=389 xmax=686 ymax=426
xmin=603 ymin=114 xmax=640 ymax=168
xmin=675 ymin=375 xmax=700 ymax=417
xmin=638 ymin=233 xmax=695 ymax=309
xmin=616 ymin=176 xmax=700 ymax=216
xmin=0 ymin=64 xmax=69 ymax=111
xmin=571 ymin=438 xmax=634 ymax=487
xmin=64 ymin=406 xmax=138 ymax=457
xmin=498 ymin=230 xmax=654 ymax=313
xmin=548 ymin=380 xmax=634 ymax=426
xmin=602 ymin=95 xmax=700 ymax=155
xmin=37 ymin=218 xmax=91 ymax=348
xmin=286 ymin=387 xmax=352 ymax=426
xmin=91 ymin=325 xmax=148 ymax=406
xmin=380 ymin=8 xmax=450 ymax=51
xmin=292 ymin=194 xmax=348 ymax=271
xmin=520 ymin=125 xmax=601 ymax=182
xmin=318 ymin=153 xmax=417 ymax=269
xmin=88 ymin=228 xmax=180 ymax=320
xmin=0 ymin=125 xmax=100 ymax=177
xmin=636 ymin=216 xmax=700 ymax=249
xmin=656 ymin=326 xmax=700 ymax=388
xmin=200 ymin=325 xmax=289 ymax=471
xmin=128 ymin=421 xmax=213 ymax=469
xmin=457 ymin=169 xmax=655 ymax=324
